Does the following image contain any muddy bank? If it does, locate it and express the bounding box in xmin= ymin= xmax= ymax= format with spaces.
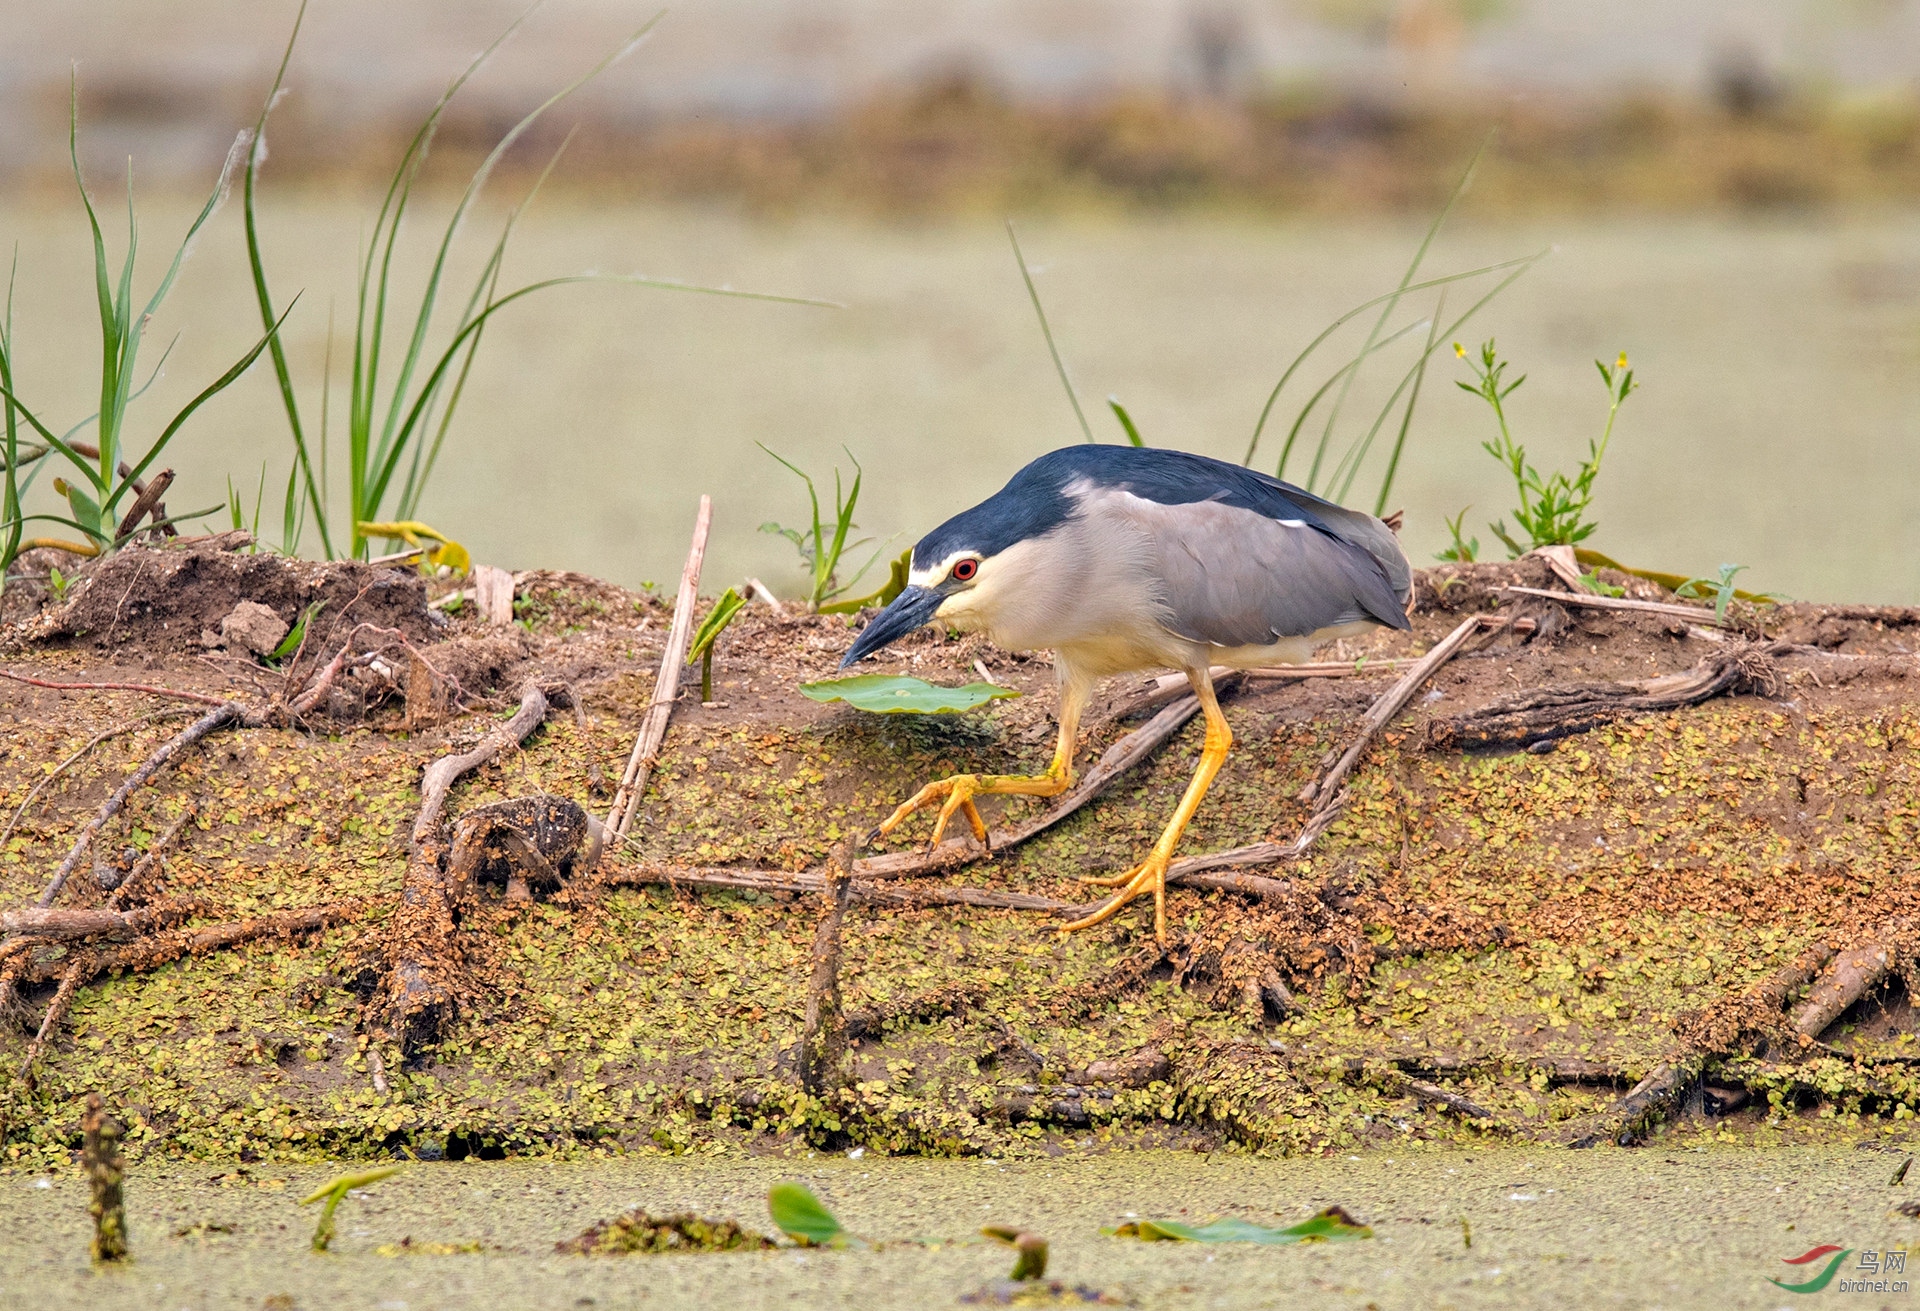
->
xmin=0 ymin=537 xmax=1917 ymax=1164
xmin=4 ymin=1145 xmax=1917 ymax=1310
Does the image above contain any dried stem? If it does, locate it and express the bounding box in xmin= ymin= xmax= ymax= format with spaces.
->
xmin=39 ymin=702 xmax=258 ymax=908
xmin=608 ymin=496 xmax=711 ymax=840
xmin=0 ymin=709 xmax=194 ymax=852
xmin=82 ymin=1092 xmax=128 ymax=1262
xmin=0 ymin=669 xmax=225 ymax=706
xmin=1502 ymin=586 xmax=1729 ymax=627
xmin=1301 ymin=613 xmax=1499 ymax=806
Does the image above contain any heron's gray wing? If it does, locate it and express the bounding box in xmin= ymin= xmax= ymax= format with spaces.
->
xmin=1102 ymin=490 xmax=1409 ymax=646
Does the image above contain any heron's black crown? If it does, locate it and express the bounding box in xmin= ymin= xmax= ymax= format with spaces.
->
xmin=912 ymin=445 xmax=1364 ymax=568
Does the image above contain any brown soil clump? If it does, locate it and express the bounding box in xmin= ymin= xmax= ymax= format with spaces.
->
xmin=12 ymin=534 xmax=435 ymax=655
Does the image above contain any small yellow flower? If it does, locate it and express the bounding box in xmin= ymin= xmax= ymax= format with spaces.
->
xmin=1616 ymin=352 xmax=1629 ymax=370
xmin=1453 ymin=342 xmax=1466 ymax=358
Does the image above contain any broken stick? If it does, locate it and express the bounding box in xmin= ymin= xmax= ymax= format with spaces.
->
xmin=0 ymin=709 xmax=194 ymax=852
xmin=1793 ymin=942 xmax=1894 ymax=1039
xmin=38 ymin=702 xmax=258 ymax=908
xmin=608 ymin=495 xmax=711 ymax=841
xmin=1301 ymin=612 xmax=1497 ymax=806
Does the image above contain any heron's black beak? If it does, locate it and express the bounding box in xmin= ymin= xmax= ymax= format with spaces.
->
xmin=839 ymin=584 xmax=944 ymax=668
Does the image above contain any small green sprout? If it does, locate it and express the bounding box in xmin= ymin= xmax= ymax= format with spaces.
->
xmin=983 ymin=1226 xmax=1049 ymax=1280
xmin=301 ymin=1165 xmax=401 ymax=1252
xmin=686 ymin=587 xmax=746 ymax=702
xmin=47 ymin=566 xmax=70 ymax=603
xmin=268 ymin=600 xmax=325 ymax=666
xmin=1436 ymin=507 xmax=1478 ymax=563
xmin=1576 ymin=571 xmax=1625 ymax=598
xmin=1104 ymin=1206 xmax=1372 ymax=1244
xmin=758 ymin=445 xmax=890 ymax=611
xmin=1675 ymin=563 xmax=1781 ymax=622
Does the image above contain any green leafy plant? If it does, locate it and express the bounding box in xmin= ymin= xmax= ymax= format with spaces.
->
xmin=766 ymin=1183 xmax=847 ymax=1247
xmin=267 ymin=600 xmax=324 ymax=667
xmin=1104 ymin=1206 xmax=1372 ymax=1245
xmin=46 ymin=567 xmax=71 ymax=604
xmin=301 ymin=1165 xmax=401 ymax=1252
xmin=1457 ymin=341 xmax=1635 ymax=556
xmin=1436 ymin=507 xmax=1479 ymax=563
xmin=758 ymin=445 xmax=889 ymax=611
xmin=687 ymin=587 xmax=746 ymax=702
xmin=1675 ymin=563 xmax=1780 ymax=621
xmin=245 ymin=4 xmax=830 ymax=561
xmin=799 ymin=674 xmax=1020 ymax=715
xmin=1577 ymin=547 xmax=1778 ymax=605
xmin=1577 ymin=570 xmax=1626 ymax=598
xmin=0 ymin=83 xmax=279 ymax=575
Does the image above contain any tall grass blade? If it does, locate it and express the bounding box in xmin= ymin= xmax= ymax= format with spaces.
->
xmin=1371 ymin=290 xmax=1443 ymax=515
xmin=1327 ymin=252 xmax=1547 ymax=506
xmin=110 ymin=301 xmax=298 ymax=504
xmin=373 ymin=14 xmax=662 ymax=489
xmin=243 ymin=0 xmax=332 ymax=557
xmin=365 ymin=274 xmax=833 ymax=531
xmin=0 ymin=250 xmax=19 ymax=574
xmin=1273 ymin=318 xmax=1428 ymax=483
xmin=1241 ymin=255 xmax=1538 ymax=469
xmin=347 ymin=7 xmax=539 ymax=557
xmin=1302 ymin=135 xmax=1491 ymax=494
xmin=399 ymin=127 xmax=579 ymax=520
xmin=1006 ymin=221 xmax=1094 ymax=444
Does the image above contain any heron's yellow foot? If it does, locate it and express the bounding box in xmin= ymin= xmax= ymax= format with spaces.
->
xmin=874 ymin=767 xmax=1076 ymax=850
xmin=875 ymin=774 xmax=993 ymax=849
xmin=1063 ymin=851 xmax=1172 ymax=942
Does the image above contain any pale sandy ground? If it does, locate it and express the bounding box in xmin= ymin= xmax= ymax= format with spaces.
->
xmin=0 ymin=1144 xmax=1914 ymax=1310
xmin=3 ymin=198 xmax=1918 ymax=605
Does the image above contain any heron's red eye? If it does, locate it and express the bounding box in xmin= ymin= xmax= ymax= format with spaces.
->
xmin=952 ymin=559 xmax=978 ymax=582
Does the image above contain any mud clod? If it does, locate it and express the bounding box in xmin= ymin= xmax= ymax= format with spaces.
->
xmin=557 ymin=1209 xmax=774 ymax=1255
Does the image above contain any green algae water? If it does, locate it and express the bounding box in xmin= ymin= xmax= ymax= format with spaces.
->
xmin=1 ymin=1145 xmax=1913 ymax=1309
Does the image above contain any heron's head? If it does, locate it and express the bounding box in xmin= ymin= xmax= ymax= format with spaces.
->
xmin=838 ymin=472 xmax=1072 ymax=668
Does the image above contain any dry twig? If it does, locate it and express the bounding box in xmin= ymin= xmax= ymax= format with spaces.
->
xmin=1428 ymin=642 xmax=1784 ymax=751
xmin=1793 ymin=942 xmax=1894 ymax=1039
xmin=38 ymin=702 xmax=259 ymax=908
xmin=1301 ymin=612 xmax=1499 ymax=806
xmin=608 ymin=496 xmax=711 ymax=840
xmin=0 ymin=669 xmax=225 ymax=706
xmin=378 ymin=682 xmax=552 ymax=1051
xmin=1501 ymin=585 xmax=1728 ymax=626
xmin=0 ymin=709 xmax=194 ymax=852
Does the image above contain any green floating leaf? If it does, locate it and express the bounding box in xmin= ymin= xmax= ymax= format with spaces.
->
xmin=1104 ymin=1206 xmax=1372 ymax=1245
xmin=767 ymin=1183 xmax=844 ymax=1247
xmin=800 ymin=674 xmax=1020 ymax=716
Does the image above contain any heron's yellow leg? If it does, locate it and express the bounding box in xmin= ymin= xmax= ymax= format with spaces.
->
xmin=1063 ymin=670 xmax=1231 ymax=944
xmin=876 ymin=678 xmax=1089 ymax=849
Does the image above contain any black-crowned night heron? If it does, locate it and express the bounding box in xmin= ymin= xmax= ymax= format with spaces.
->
xmin=840 ymin=445 xmax=1413 ymax=941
